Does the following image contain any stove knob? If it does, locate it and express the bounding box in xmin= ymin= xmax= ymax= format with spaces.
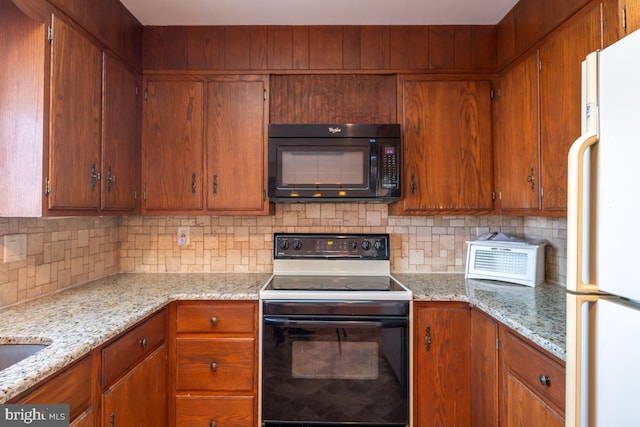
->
xmin=278 ymin=239 xmax=289 ymax=250
xmin=361 ymin=240 xmax=371 ymax=251
xmin=292 ymin=239 xmax=302 ymax=250
xmin=374 ymin=240 xmax=385 ymax=251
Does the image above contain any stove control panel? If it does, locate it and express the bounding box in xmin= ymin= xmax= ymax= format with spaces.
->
xmin=274 ymin=233 xmax=390 ymax=259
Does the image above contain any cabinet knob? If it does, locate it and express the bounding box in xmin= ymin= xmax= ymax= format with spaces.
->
xmin=210 ymin=362 xmax=217 ymax=371
xmin=210 ymin=316 xmax=218 ymax=325
xmin=539 ymin=374 xmax=551 ymax=386
xmin=210 ymin=421 xmax=216 ymax=427
xmin=139 ymin=338 xmax=148 ymax=347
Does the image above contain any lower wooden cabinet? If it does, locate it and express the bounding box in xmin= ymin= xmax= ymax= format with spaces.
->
xmin=100 ymin=309 xmax=168 ymax=427
xmin=102 ymin=345 xmax=168 ymax=427
xmin=499 ymin=327 xmax=565 ymax=427
xmin=413 ymin=302 xmax=471 ymax=427
xmin=171 ymin=301 xmax=258 ymax=427
xmin=175 ymin=396 xmax=255 ymax=426
xmin=12 ymin=354 xmax=94 ymax=425
xmin=415 ymin=303 xmax=566 ymax=427
xmin=470 ymin=308 xmax=499 ymax=427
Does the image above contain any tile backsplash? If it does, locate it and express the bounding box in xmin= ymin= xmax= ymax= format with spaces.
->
xmin=1 ymin=204 xmax=567 ymax=308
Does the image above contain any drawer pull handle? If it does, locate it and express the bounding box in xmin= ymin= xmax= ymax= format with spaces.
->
xmin=210 ymin=362 xmax=217 ymax=371
xmin=210 ymin=421 xmax=216 ymax=427
xmin=210 ymin=316 xmax=218 ymax=325
xmin=539 ymin=374 xmax=551 ymax=386
xmin=425 ymin=326 xmax=432 ymax=352
xmin=139 ymin=338 xmax=148 ymax=347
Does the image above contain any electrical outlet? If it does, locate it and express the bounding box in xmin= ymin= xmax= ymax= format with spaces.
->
xmin=177 ymin=226 xmax=190 ymax=246
xmin=3 ymin=234 xmax=27 ymax=263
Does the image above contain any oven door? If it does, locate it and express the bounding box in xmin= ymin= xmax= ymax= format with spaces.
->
xmin=261 ymin=305 xmax=409 ymax=426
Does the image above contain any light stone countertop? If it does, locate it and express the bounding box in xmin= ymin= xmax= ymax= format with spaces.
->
xmin=0 ymin=272 xmax=566 ymax=403
xmin=394 ymin=273 xmax=566 ymax=361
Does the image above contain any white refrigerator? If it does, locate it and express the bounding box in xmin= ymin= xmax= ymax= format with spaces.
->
xmin=566 ymin=29 xmax=640 ymax=426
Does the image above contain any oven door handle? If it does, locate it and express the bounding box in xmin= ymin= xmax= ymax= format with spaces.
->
xmin=263 ymin=317 xmax=407 ymax=328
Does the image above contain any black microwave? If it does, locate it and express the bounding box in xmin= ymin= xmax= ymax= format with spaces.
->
xmin=268 ymin=124 xmax=401 ymax=202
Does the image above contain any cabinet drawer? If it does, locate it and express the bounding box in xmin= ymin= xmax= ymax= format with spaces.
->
xmin=176 ymin=302 xmax=256 ymax=334
xmin=102 ymin=309 xmax=167 ymax=388
xmin=16 ymin=355 xmax=92 ymax=422
xmin=501 ymin=329 xmax=565 ymax=412
xmin=176 ymin=396 xmax=255 ymax=427
xmin=176 ymin=338 xmax=255 ymax=392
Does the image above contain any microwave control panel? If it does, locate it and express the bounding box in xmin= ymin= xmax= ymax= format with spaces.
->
xmin=380 ymin=144 xmax=400 ymax=189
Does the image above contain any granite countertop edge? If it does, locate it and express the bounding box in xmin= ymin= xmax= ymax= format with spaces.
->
xmin=0 ymin=272 xmax=566 ymax=403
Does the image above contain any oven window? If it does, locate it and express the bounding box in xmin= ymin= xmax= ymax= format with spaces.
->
xmin=292 ymin=341 xmax=378 ymax=380
xmin=278 ymin=147 xmax=368 ymax=188
xmin=262 ymin=320 xmax=408 ymax=425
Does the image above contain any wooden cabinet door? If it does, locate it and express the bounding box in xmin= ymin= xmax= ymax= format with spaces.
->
xmin=622 ymin=0 xmax=640 ymax=36
xmin=470 ymin=308 xmax=499 ymax=427
xmin=499 ymin=328 xmax=565 ymax=427
xmin=47 ymin=13 xmax=101 ymax=210
xmin=414 ymin=302 xmax=471 ymax=427
xmin=143 ymin=79 xmax=204 ymax=212
xmin=101 ymin=53 xmax=140 ymax=211
xmin=494 ymin=51 xmax=540 ymax=211
xmin=206 ymin=76 xmax=269 ymax=214
xmin=539 ymin=6 xmax=601 ymax=211
xmin=102 ymin=345 xmax=168 ymax=427
xmin=397 ymin=78 xmax=493 ymax=213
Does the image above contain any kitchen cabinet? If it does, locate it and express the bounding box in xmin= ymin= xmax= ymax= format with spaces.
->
xmin=0 ymin=1 xmax=141 ymax=216
xmin=413 ymin=302 xmax=471 ymax=427
xmin=494 ymin=5 xmax=601 ymax=214
xmin=101 ymin=52 xmax=141 ymax=211
xmin=102 ymin=345 xmax=168 ymax=427
xmin=172 ymin=301 xmax=258 ymax=427
xmin=392 ymin=77 xmax=493 ymax=214
xmin=101 ymin=309 xmax=168 ymax=427
xmin=619 ymin=0 xmax=640 ymax=37
xmin=470 ymin=308 xmax=499 ymax=427
xmin=206 ymin=76 xmax=270 ymax=214
xmin=142 ymin=75 xmax=271 ymax=215
xmin=47 ymin=13 xmax=102 ymax=210
xmin=499 ymin=326 xmax=566 ymax=427
xmin=12 ymin=354 xmax=94 ymax=426
xmin=142 ymin=79 xmax=204 ymax=212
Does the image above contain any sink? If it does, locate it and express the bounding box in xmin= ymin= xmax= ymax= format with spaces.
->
xmin=0 ymin=343 xmax=49 ymax=371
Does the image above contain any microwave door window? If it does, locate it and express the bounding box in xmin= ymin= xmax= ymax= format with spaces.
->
xmin=280 ymin=150 xmax=367 ymax=189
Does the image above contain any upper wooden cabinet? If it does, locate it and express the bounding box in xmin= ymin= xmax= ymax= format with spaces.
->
xmin=392 ymin=77 xmax=493 ymax=214
xmin=142 ymin=79 xmax=204 ymax=212
xmin=47 ymin=14 xmax=102 ymax=210
xmin=494 ymin=5 xmax=601 ymax=215
xmin=206 ymin=76 xmax=270 ymax=214
xmin=101 ymin=53 xmax=142 ymax=211
xmin=622 ymin=0 xmax=640 ymax=35
xmin=0 ymin=1 xmax=142 ymax=217
xmin=142 ymin=75 xmax=271 ymax=215
xmin=494 ymin=52 xmax=540 ymax=212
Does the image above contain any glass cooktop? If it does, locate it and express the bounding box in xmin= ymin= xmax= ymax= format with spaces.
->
xmin=267 ymin=275 xmax=406 ymax=292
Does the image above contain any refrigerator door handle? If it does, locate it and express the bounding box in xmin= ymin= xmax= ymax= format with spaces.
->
xmin=566 ymin=293 xmax=599 ymax=427
xmin=567 ymin=132 xmax=599 ymax=293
